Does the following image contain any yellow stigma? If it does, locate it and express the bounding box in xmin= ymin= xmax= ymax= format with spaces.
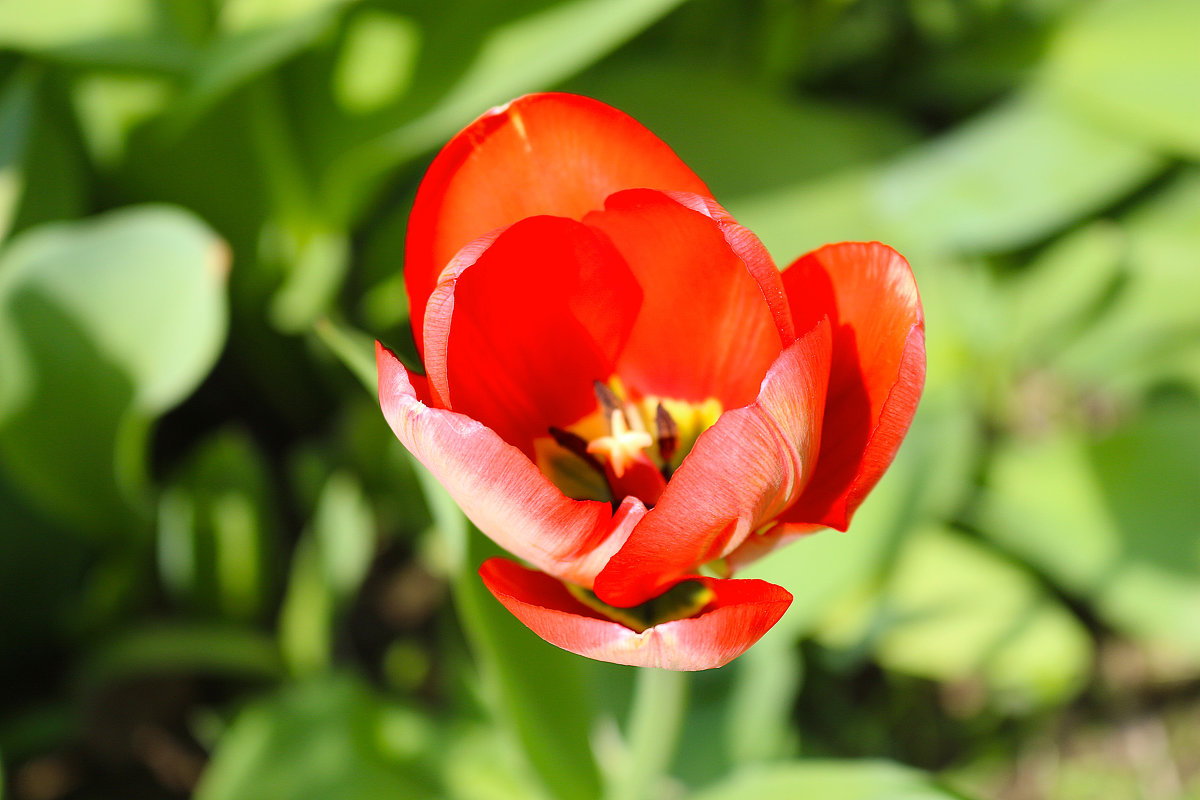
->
xmin=587 ymin=410 xmax=652 ymax=478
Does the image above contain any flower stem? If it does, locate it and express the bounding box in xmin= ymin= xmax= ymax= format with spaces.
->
xmin=607 ymin=667 xmax=688 ymax=800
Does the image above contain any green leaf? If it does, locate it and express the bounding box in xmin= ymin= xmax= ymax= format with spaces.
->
xmin=80 ymin=623 xmax=283 ymax=688
xmin=736 ymin=92 xmax=1162 ymax=261
xmin=568 ymin=60 xmax=918 ymax=201
xmin=325 ymin=0 xmax=690 ymax=222
xmin=689 ymin=760 xmax=973 ymax=800
xmin=1003 ymin=221 xmax=1126 ymax=362
xmin=452 ymin=526 xmax=604 ymax=800
xmin=158 ymin=429 xmax=278 ymax=621
xmin=1054 ymin=169 xmax=1200 ymax=394
xmin=820 ymin=525 xmax=1091 ymax=709
xmin=872 ymin=91 xmax=1163 ymax=254
xmin=0 ymin=0 xmax=156 ymax=51
xmin=195 ymin=674 xmax=440 ymax=800
xmin=0 ymin=206 xmax=229 ymax=536
xmin=0 ymin=68 xmax=35 ymax=244
xmin=978 ymin=399 xmax=1200 ymax=664
xmin=1045 ymin=0 xmax=1200 ymax=159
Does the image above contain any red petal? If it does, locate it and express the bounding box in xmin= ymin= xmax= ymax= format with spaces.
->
xmin=479 ymin=558 xmax=792 ymax=670
xmin=406 ymin=93 xmax=709 ymax=353
xmin=593 ymin=320 xmax=833 ymax=607
xmin=780 ymin=242 xmax=925 ymax=531
xmin=584 ymin=189 xmax=786 ymax=409
xmin=422 ymin=215 xmax=642 ymax=454
xmin=377 ymin=342 xmax=643 ymax=586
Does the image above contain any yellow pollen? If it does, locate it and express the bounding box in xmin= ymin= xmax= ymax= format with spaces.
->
xmin=587 ymin=410 xmax=652 ymax=478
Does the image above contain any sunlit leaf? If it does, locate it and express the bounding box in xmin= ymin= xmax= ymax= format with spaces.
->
xmin=325 ymin=0 xmax=690 ymax=222
xmin=820 ymin=525 xmax=1091 ymax=708
xmin=873 ymin=91 xmax=1163 ymax=254
xmin=0 ymin=206 xmax=228 ymax=536
xmin=1046 ymin=0 xmax=1200 ymax=159
xmin=979 ymin=400 xmax=1200 ymax=665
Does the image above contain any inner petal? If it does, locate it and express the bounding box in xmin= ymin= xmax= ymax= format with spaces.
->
xmin=583 ymin=189 xmax=783 ymax=409
xmin=423 ymin=215 xmax=642 ymax=455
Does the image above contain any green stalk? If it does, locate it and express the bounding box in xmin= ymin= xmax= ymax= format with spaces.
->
xmin=607 ymin=666 xmax=688 ymax=800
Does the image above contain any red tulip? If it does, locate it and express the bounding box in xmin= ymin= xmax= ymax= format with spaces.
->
xmin=377 ymin=93 xmax=924 ymax=670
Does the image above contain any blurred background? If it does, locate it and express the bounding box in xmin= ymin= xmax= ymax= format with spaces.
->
xmin=1 ymin=0 xmax=1198 ymax=798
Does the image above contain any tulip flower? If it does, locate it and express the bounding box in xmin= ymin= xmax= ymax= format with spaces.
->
xmin=377 ymin=93 xmax=924 ymax=670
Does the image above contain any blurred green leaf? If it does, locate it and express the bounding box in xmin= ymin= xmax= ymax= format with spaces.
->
xmin=820 ymin=525 xmax=1091 ymax=708
xmin=195 ymin=674 xmax=440 ymax=800
xmin=689 ymin=760 xmax=973 ymax=800
xmin=979 ymin=399 xmax=1200 ymax=664
xmin=873 ymin=91 xmax=1163 ymax=254
xmin=737 ymin=91 xmax=1162 ymax=262
xmin=1046 ymin=0 xmax=1200 ymax=159
xmin=158 ymin=429 xmax=278 ymax=621
xmin=278 ymin=535 xmax=334 ymax=676
xmin=0 ymin=68 xmax=35 ymax=244
xmin=411 ymin=461 xmax=601 ymax=800
xmin=278 ymin=469 xmax=376 ymax=675
xmin=326 ymin=0 xmax=690 ymax=221
xmin=81 ymin=622 xmax=283 ymax=688
xmin=569 ymin=60 xmax=918 ymax=201
xmin=0 ymin=206 xmax=228 ymax=535
xmin=452 ymin=526 xmax=604 ymax=800
xmin=312 ymin=470 xmax=376 ymax=601
xmin=1004 ymin=221 xmax=1125 ymax=361
xmin=1055 ymin=169 xmax=1200 ymax=394
xmin=0 ymin=0 xmax=156 ymax=51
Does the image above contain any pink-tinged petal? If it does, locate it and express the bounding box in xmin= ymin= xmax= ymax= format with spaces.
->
xmin=378 ymin=342 xmax=637 ymax=587
xmin=594 ymin=320 xmax=833 ymax=607
xmin=422 ymin=215 xmax=642 ymax=455
xmin=780 ymin=242 xmax=925 ymax=531
xmin=406 ymin=93 xmax=709 ymax=353
xmin=479 ymin=558 xmax=792 ymax=670
xmin=584 ymin=189 xmax=785 ymax=409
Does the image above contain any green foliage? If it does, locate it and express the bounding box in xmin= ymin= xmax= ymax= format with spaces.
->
xmin=2 ymin=0 xmax=1199 ymax=798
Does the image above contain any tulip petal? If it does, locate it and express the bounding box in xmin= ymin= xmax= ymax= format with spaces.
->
xmin=479 ymin=558 xmax=792 ymax=670
xmin=422 ymin=215 xmax=642 ymax=454
xmin=594 ymin=320 xmax=832 ymax=607
xmin=406 ymin=93 xmax=709 ymax=352
xmin=377 ymin=342 xmax=640 ymax=587
xmin=779 ymin=243 xmax=925 ymax=532
xmin=584 ymin=189 xmax=786 ymax=409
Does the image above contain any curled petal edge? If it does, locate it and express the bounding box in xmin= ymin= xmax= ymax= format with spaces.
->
xmin=377 ymin=341 xmax=639 ymax=587
xmin=594 ymin=319 xmax=832 ymax=607
xmin=480 ymin=557 xmax=792 ymax=670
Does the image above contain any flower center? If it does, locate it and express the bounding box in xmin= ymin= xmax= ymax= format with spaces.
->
xmin=534 ymin=380 xmax=723 ymax=507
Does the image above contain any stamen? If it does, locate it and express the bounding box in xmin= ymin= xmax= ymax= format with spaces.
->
xmin=593 ymin=380 xmax=622 ymax=420
xmin=655 ymin=402 xmax=679 ymax=465
xmin=548 ymin=426 xmax=607 ymax=475
xmin=587 ymin=410 xmax=653 ymax=478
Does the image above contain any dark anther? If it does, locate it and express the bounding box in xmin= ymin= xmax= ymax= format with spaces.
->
xmin=655 ymin=402 xmax=679 ymax=466
xmin=548 ymin=426 xmax=607 ymax=475
xmin=592 ymin=380 xmax=622 ymax=421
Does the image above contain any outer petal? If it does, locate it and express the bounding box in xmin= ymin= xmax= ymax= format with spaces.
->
xmin=594 ymin=320 xmax=832 ymax=607
xmin=584 ymin=189 xmax=786 ymax=409
xmin=780 ymin=242 xmax=925 ymax=531
xmin=479 ymin=558 xmax=792 ymax=670
xmin=422 ymin=215 xmax=641 ymax=454
xmin=406 ymin=93 xmax=709 ymax=353
xmin=377 ymin=342 xmax=640 ymax=587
